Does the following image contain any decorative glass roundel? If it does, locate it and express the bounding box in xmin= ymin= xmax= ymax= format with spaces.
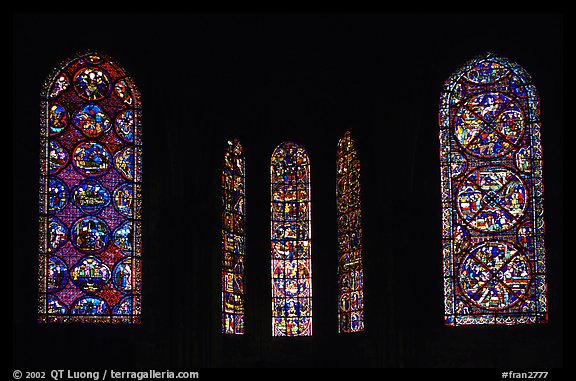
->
xmin=70 ymin=216 xmax=111 ymax=253
xmin=73 ymin=67 xmax=111 ymax=101
xmin=73 ymin=104 xmax=111 ymax=138
xmin=72 ymin=179 xmax=111 ymax=214
xmin=458 ymin=241 xmax=531 ymax=311
xmin=72 ymin=141 xmax=111 ymax=177
xmin=456 ymin=166 xmax=527 ymax=233
xmin=454 ymin=93 xmax=525 ymax=158
xmin=70 ymin=256 xmax=111 ymax=293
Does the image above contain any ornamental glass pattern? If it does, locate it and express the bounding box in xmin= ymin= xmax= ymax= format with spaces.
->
xmin=222 ymin=139 xmax=246 ymax=334
xmin=439 ymin=53 xmax=547 ymax=325
xmin=271 ymin=142 xmax=312 ymax=336
xmin=336 ymin=131 xmax=364 ymax=333
xmin=39 ymin=51 xmax=142 ymax=323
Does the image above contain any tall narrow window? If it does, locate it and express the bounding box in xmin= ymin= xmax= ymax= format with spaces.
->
xmin=39 ymin=52 xmax=142 ymax=323
xmin=222 ymin=139 xmax=246 ymax=334
xmin=336 ymin=131 xmax=364 ymax=333
xmin=271 ymin=142 xmax=312 ymax=336
xmin=439 ymin=53 xmax=547 ymax=325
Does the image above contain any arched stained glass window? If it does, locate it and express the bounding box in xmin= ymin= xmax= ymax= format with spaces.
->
xmin=439 ymin=53 xmax=547 ymax=326
xmin=222 ymin=139 xmax=246 ymax=334
xmin=271 ymin=142 xmax=312 ymax=336
xmin=38 ymin=51 xmax=142 ymax=323
xmin=336 ymin=131 xmax=364 ymax=333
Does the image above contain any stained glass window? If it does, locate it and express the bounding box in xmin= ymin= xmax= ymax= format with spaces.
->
xmin=38 ymin=52 xmax=142 ymax=323
xmin=439 ymin=53 xmax=547 ymax=326
xmin=222 ymin=139 xmax=246 ymax=334
xmin=336 ymin=131 xmax=364 ymax=333
xmin=271 ymin=142 xmax=312 ymax=336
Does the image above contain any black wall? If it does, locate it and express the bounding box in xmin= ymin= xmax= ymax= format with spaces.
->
xmin=13 ymin=13 xmax=563 ymax=368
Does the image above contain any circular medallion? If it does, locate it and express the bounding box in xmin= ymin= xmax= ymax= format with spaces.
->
xmin=72 ymin=179 xmax=111 ymax=214
xmin=73 ymin=104 xmax=111 ymax=138
xmin=72 ymin=141 xmax=111 ymax=177
xmin=454 ymin=93 xmax=525 ymax=158
xmin=73 ymin=67 xmax=111 ymax=101
xmin=70 ymin=216 xmax=111 ymax=254
xmin=458 ymin=241 xmax=531 ymax=311
xmin=70 ymin=256 xmax=111 ymax=293
xmin=456 ymin=166 xmax=527 ymax=233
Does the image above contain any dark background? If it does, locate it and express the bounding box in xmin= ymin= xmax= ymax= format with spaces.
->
xmin=13 ymin=13 xmax=563 ymax=368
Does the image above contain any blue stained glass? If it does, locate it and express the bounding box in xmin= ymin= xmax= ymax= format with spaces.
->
xmin=440 ymin=53 xmax=547 ymax=326
xmin=271 ymin=141 xmax=312 ymax=337
xmin=72 ymin=179 xmax=111 ymax=214
xmin=39 ymin=51 xmax=142 ymax=323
